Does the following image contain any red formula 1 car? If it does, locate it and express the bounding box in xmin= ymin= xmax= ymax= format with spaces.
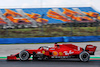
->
xmin=7 ymin=43 xmax=97 ymax=62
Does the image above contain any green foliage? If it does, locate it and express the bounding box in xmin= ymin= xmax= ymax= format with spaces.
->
xmin=0 ymin=27 xmax=99 ymax=38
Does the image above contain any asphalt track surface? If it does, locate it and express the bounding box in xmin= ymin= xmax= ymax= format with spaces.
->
xmin=0 ymin=59 xmax=100 ymax=67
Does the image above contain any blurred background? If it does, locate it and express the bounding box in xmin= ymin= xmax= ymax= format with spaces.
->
xmin=0 ymin=0 xmax=99 ymax=43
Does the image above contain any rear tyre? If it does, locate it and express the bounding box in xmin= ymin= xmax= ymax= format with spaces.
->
xmin=79 ymin=51 xmax=90 ymax=62
xmin=19 ymin=50 xmax=30 ymax=61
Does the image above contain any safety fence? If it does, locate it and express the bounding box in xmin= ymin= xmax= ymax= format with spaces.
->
xmin=0 ymin=36 xmax=100 ymax=44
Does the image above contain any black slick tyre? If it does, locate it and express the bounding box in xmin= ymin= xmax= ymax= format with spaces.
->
xmin=79 ymin=51 xmax=90 ymax=62
xmin=19 ymin=50 xmax=30 ymax=61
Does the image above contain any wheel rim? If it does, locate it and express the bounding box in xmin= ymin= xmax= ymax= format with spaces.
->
xmin=21 ymin=52 xmax=27 ymax=59
xmin=82 ymin=53 xmax=88 ymax=60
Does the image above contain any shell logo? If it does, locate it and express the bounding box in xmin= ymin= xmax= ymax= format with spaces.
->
xmin=42 ymin=51 xmax=45 ymax=54
xmin=52 ymin=51 xmax=58 ymax=56
xmin=59 ymin=52 xmax=63 ymax=56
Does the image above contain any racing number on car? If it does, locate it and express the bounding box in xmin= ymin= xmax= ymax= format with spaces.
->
xmin=63 ymin=50 xmax=74 ymax=55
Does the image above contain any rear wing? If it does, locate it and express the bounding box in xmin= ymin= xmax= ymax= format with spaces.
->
xmin=85 ymin=45 xmax=97 ymax=55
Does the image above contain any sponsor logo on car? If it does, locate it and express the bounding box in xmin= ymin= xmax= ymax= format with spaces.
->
xmin=59 ymin=52 xmax=63 ymax=56
xmin=42 ymin=51 xmax=45 ymax=54
xmin=63 ymin=50 xmax=74 ymax=55
xmin=52 ymin=51 xmax=58 ymax=56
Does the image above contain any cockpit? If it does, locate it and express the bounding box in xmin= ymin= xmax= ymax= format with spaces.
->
xmin=38 ymin=46 xmax=51 ymax=50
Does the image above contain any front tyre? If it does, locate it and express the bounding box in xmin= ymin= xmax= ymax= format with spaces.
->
xmin=19 ymin=50 xmax=30 ymax=61
xmin=79 ymin=51 xmax=90 ymax=62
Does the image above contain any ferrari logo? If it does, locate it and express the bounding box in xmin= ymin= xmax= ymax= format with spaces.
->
xmin=42 ymin=51 xmax=45 ymax=54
